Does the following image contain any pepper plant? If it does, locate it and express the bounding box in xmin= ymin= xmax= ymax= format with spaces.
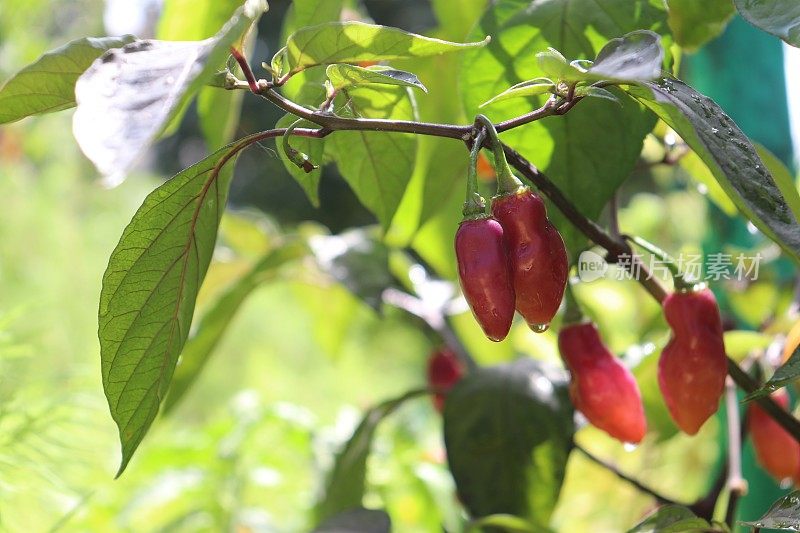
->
xmin=3 ymin=0 xmax=800 ymax=530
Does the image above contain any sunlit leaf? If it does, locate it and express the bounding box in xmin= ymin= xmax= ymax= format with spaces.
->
xmin=278 ymin=21 xmax=488 ymax=76
xmin=666 ymin=0 xmax=735 ymax=52
xmin=627 ymin=77 xmax=800 ymax=262
xmin=480 ymin=78 xmax=555 ymax=108
xmin=586 ymin=30 xmax=663 ymax=82
xmin=326 ymin=64 xmax=427 ymax=92
xmin=73 ymin=0 xmax=266 ymax=181
xmin=314 ymin=389 xmax=426 ymax=523
xmin=0 ymin=35 xmax=137 ymax=125
xmin=99 ymin=136 xmax=251 ymax=475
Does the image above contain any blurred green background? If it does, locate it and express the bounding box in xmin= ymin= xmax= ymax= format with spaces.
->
xmin=1 ymin=0 xmax=798 ymax=531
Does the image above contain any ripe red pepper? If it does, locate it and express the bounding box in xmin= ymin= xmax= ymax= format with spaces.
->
xmin=455 ymin=217 xmax=516 ymax=342
xmin=749 ymin=389 xmax=800 ymax=481
xmin=658 ymin=287 xmax=727 ymax=435
xmin=559 ymin=321 xmax=647 ymax=444
xmin=491 ymin=187 xmax=568 ymax=331
xmin=427 ymin=347 xmax=465 ymax=412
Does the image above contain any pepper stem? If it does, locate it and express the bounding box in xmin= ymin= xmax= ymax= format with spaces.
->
xmin=282 ymin=118 xmax=318 ymax=173
xmin=563 ymin=282 xmax=585 ymax=325
xmin=625 ymin=235 xmax=694 ymax=291
xmin=463 ymin=127 xmax=488 ymax=218
xmin=474 ymin=114 xmax=523 ymax=196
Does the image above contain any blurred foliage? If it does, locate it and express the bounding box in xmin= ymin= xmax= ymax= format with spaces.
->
xmin=0 ymin=0 xmax=799 ymax=531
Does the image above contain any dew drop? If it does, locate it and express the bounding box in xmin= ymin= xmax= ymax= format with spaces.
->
xmin=623 ymin=442 xmax=638 ymax=452
xmin=528 ymin=322 xmax=549 ymax=333
xmin=710 ymin=127 xmax=719 ymax=134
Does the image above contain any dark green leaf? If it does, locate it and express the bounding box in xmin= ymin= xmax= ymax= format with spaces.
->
xmin=0 ymin=35 xmax=137 ymax=125
xmin=444 ymin=359 xmax=574 ymax=526
xmin=740 ymin=490 xmax=800 ymax=530
xmin=277 ymin=114 xmax=324 ymax=206
xmin=326 ymin=64 xmax=427 ymax=92
xmin=326 ymin=85 xmax=417 ymax=228
xmin=161 ymin=242 xmax=307 ymax=414
xmin=313 ymin=508 xmax=391 ymax=533
xmin=627 ymin=77 xmax=800 ymax=261
xmin=99 ymin=136 xmax=249 ymax=476
xmin=73 ymin=0 xmax=266 ymax=180
xmin=587 ymin=30 xmax=663 ymax=82
xmin=666 ymin=0 xmax=735 ymax=51
xmin=469 ymin=514 xmax=551 ymax=533
xmin=755 ymin=143 xmax=800 ymax=223
xmin=278 ymin=21 xmax=488 ymax=77
xmin=314 ymin=389 xmax=426 ymax=523
xmin=626 ymin=505 xmax=710 ymax=532
xmin=309 ymin=228 xmax=396 ymax=310
xmin=744 ymin=345 xmax=800 ymax=401
xmin=734 ymin=0 xmax=800 ymax=47
xmin=460 ymin=0 xmax=668 ymax=257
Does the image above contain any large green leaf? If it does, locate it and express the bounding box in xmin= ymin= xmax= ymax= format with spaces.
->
xmin=460 ymin=0 xmax=668 ymax=256
xmin=740 ymin=490 xmax=800 ymax=531
xmin=99 ymin=137 xmax=249 ymax=476
xmin=326 ymin=85 xmax=418 ymax=228
xmin=734 ymin=0 xmax=800 ymax=47
xmin=73 ymin=0 xmax=266 ymax=180
xmin=161 ymin=242 xmax=307 ymax=414
xmin=157 ymin=0 xmax=255 ymax=151
xmin=627 ymin=77 xmax=800 ymax=261
xmin=626 ymin=505 xmax=710 ymax=533
xmin=666 ymin=0 xmax=735 ymax=52
xmin=314 ymin=389 xmax=426 ymax=524
xmin=443 ymin=359 xmax=574 ymax=526
xmin=276 ymin=21 xmax=488 ymax=77
xmin=0 ymin=35 xmax=137 ymax=125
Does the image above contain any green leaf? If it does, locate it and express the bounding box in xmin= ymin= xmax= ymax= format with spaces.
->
xmin=480 ymin=78 xmax=556 ymax=108
xmin=281 ymin=0 xmax=344 ymax=44
xmin=587 ymin=30 xmax=663 ymax=82
xmin=627 ymin=505 xmax=710 ymax=532
xmin=444 ymin=359 xmax=574 ymax=526
xmin=326 ymin=85 xmax=417 ymax=228
xmin=309 ymin=228 xmax=396 ymax=310
xmin=740 ymin=490 xmax=800 ymax=530
xmin=99 ymin=136 xmax=250 ymax=476
xmin=743 ymin=345 xmax=800 ymax=401
xmin=666 ymin=0 xmax=735 ymax=52
xmin=536 ymin=49 xmax=583 ymax=81
xmin=313 ymin=508 xmax=391 ymax=533
xmin=0 ymin=35 xmax=137 ymax=125
xmin=734 ymin=0 xmax=800 ymax=47
xmin=755 ymin=143 xmax=800 ymax=224
xmin=161 ymin=241 xmax=307 ymax=414
xmin=468 ymin=514 xmax=551 ymax=533
xmin=679 ymin=150 xmax=739 ymax=216
xmin=278 ymin=21 xmax=488 ymax=77
xmin=314 ymin=389 xmax=426 ymax=524
xmin=723 ymin=330 xmax=773 ymax=363
xmin=627 ymin=77 xmax=800 ymax=262
xmin=460 ymin=0 xmax=668 ymax=257
xmin=574 ymin=86 xmax=621 ymax=104
xmin=73 ymin=0 xmax=267 ymax=180
xmin=277 ymin=114 xmax=324 ymax=206
xmin=326 ymin=64 xmax=427 ymax=92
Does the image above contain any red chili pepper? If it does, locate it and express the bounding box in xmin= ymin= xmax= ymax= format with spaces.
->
xmin=455 ymin=217 xmax=516 ymax=342
xmin=427 ymin=347 xmax=465 ymax=412
xmin=559 ymin=321 xmax=647 ymax=444
xmin=749 ymin=389 xmax=800 ymax=481
xmin=491 ymin=187 xmax=568 ymax=331
xmin=658 ymin=287 xmax=727 ymax=435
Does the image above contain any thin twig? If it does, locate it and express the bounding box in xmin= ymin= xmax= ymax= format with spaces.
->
xmin=575 ymin=444 xmax=684 ymax=506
